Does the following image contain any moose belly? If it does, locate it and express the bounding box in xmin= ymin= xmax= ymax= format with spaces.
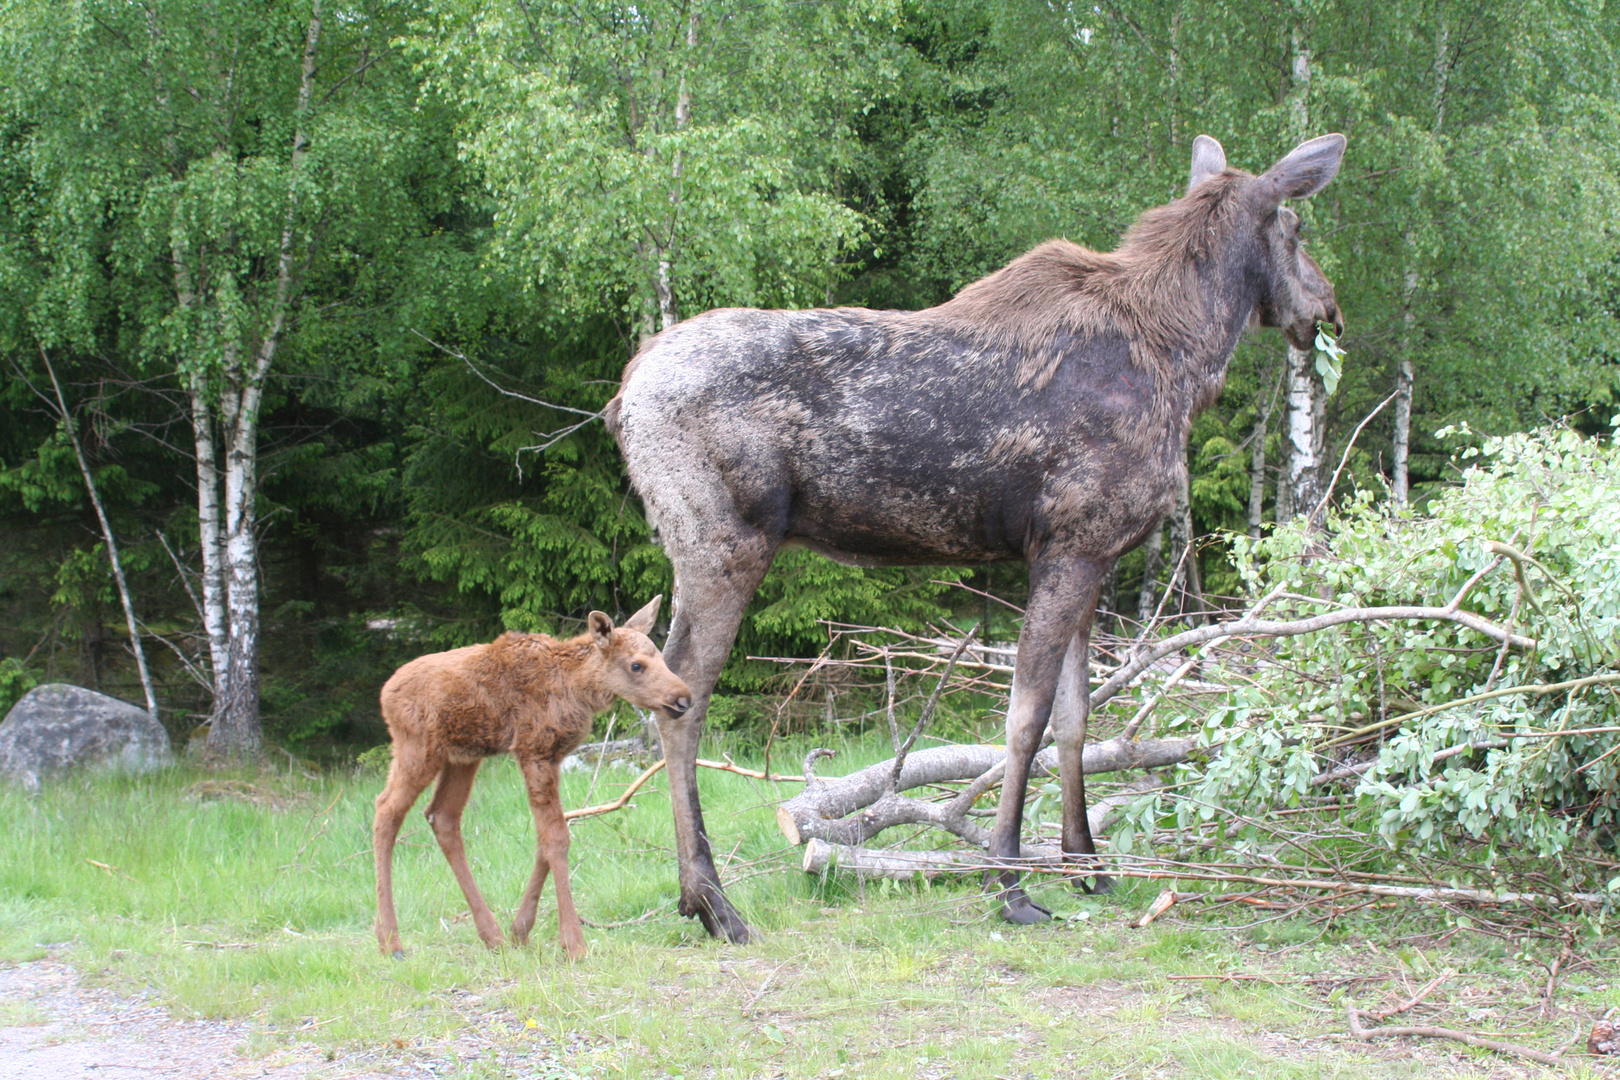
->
xmin=774 ymin=454 xmax=1170 ymax=566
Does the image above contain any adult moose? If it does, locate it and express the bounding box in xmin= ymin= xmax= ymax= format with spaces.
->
xmin=607 ymin=133 xmax=1346 ymax=938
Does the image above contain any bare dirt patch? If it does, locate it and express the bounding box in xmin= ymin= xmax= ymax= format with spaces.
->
xmin=0 ymin=959 xmax=608 ymax=1080
xmin=0 ymin=959 xmax=378 ymax=1079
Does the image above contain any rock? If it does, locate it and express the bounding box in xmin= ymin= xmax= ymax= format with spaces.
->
xmin=0 ymin=684 xmax=172 ymax=790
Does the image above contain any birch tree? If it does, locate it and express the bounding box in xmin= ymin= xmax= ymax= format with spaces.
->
xmin=1 ymin=0 xmax=442 ymax=755
xmin=422 ymin=0 xmax=870 ymax=344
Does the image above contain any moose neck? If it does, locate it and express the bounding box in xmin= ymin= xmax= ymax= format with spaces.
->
xmin=1176 ymin=237 xmax=1267 ymax=416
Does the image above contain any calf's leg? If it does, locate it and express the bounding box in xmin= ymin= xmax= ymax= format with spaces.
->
xmin=425 ymin=760 xmax=504 ymax=949
xmin=514 ymin=756 xmax=585 ymax=960
xmin=659 ymin=530 xmax=777 ymax=944
xmin=988 ymin=555 xmax=1108 ymax=924
xmin=373 ymin=746 xmax=440 ymax=958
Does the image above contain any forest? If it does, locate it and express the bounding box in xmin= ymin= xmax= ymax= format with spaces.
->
xmin=1 ymin=0 xmax=1617 ymax=759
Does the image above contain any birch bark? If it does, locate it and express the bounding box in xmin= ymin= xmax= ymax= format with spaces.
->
xmin=1281 ymin=26 xmax=1324 ymax=520
xmin=1285 ymin=343 xmax=1325 ymax=517
xmin=40 ymin=351 xmax=159 ymax=720
xmin=1393 ymin=21 xmax=1448 ymax=507
xmin=203 ymin=3 xmax=323 ymax=757
xmin=651 ymin=12 xmax=699 ymax=333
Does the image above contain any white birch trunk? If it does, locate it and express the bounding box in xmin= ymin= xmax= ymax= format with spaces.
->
xmin=1392 ymin=317 xmax=1415 ymax=506
xmin=1281 ymin=28 xmax=1323 ymax=521
xmin=650 ymin=14 xmax=699 ymax=333
xmin=42 ymin=352 xmax=159 ymax=720
xmin=1393 ymin=24 xmax=1447 ymax=508
xmin=1285 ymin=343 xmax=1324 ymax=517
xmin=202 ymin=4 xmax=322 ymax=757
xmin=189 ymin=378 xmax=231 ymax=711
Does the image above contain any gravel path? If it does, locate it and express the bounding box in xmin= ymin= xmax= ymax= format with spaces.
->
xmin=0 ymin=959 xmax=612 ymax=1080
xmin=0 ymin=960 xmax=391 ymax=1080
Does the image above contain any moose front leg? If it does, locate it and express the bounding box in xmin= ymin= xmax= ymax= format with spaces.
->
xmin=988 ymin=556 xmax=1108 ymax=924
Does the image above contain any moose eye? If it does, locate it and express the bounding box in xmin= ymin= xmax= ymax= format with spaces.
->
xmin=630 ymin=662 xmax=645 ymax=673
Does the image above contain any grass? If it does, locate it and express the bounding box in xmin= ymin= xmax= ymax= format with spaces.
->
xmin=1 ymin=733 xmax=1615 ymax=1079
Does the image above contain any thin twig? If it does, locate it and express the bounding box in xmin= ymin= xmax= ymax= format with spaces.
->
xmin=1347 ymin=1004 xmax=1566 ymax=1067
xmin=888 ymin=626 xmax=978 ymax=795
xmin=1310 ymin=390 xmax=1399 ymax=524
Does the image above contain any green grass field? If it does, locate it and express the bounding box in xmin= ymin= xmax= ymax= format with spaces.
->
xmin=1 ymin=736 xmax=1613 ymax=1079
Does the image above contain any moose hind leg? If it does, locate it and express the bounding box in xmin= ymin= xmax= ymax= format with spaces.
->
xmin=373 ymin=747 xmax=439 ymax=959
xmin=1052 ymin=621 xmax=1113 ymax=894
xmin=425 ymin=760 xmax=504 ymax=949
xmin=510 ymin=836 xmax=551 ymax=947
xmin=659 ymin=530 xmax=778 ymax=944
xmin=989 ymin=556 xmax=1109 ymax=924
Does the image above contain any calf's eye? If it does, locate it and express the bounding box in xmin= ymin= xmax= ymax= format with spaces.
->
xmin=631 ymin=662 xmax=644 ymax=673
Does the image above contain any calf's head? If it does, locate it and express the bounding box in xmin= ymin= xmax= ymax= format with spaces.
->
xmin=1188 ymin=132 xmax=1347 ymax=351
xmin=587 ymin=596 xmax=692 ymax=719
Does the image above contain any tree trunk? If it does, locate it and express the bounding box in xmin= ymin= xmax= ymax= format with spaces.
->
xmin=1392 ymin=353 xmax=1414 ymax=506
xmin=1166 ymin=470 xmax=1203 ymax=624
xmin=189 ymin=378 xmax=232 ymax=718
xmin=1248 ymin=370 xmax=1278 ymax=537
xmin=1284 ymin=343 xmax=1324 ymax=519
xmin=1393 ymin=24 xmax=1447 ymax=508
xmin=202 ymin=4 xmax=322 ymax=758
xmin=1280 ymin=28 xmax=1323 ymax=522
xmin=41 ymin=350 xmax=159 ymax=721
xmin=649 ymin=13 xmax=699 ymax=334
xmin=1136 ymin=524 xmax=1164 ymax=627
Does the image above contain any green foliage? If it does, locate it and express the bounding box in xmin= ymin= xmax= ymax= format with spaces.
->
xmin=1130 ymin=424 xmax=1620 ymax=877
xmin=0 ymin=657 xmax=39 ymax=717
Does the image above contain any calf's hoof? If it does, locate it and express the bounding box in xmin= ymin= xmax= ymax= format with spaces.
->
xmin=998 ymin=889 xmax=1053 ymax=925
xmin=391 ymin=949 xmax=406 ymax=961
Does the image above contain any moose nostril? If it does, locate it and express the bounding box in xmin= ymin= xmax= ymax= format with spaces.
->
xmin=676 ymin=696 xmax=692 ymax=712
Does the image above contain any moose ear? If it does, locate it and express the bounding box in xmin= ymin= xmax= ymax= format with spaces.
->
xmin=623 ymin=595 xmax=661 ymax=634
xmin=588 ymin=611 xmax=614 ymax=647
xmin=1257 ymin=133 xmax=1346 ymax=206
xmin=1187 ymin=135 xmax=1228 ymax=193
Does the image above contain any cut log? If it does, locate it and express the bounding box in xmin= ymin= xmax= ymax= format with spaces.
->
xmin=777 ymin=736 xmax=1193 ymax=846
xmin=797 ymin=777 xmax=1161 ymax=877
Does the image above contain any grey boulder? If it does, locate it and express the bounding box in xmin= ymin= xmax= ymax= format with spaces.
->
xmin=0 ymin=684 xmax=172 ymax=790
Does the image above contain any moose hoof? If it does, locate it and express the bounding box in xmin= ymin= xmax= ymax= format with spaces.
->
xmin=682 ymin=884 xmax=754 ymax=944
xmin=1071 ymin=872 xmax=1115 ymax=896
xmin=999 ymin=891 xmax=1053 ymax=925
xmin=391 ymin=949 xmax=406 ymax=962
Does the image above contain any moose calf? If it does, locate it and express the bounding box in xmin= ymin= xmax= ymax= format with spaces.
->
xmin=373 ymin=596 xmax=690 ymax=961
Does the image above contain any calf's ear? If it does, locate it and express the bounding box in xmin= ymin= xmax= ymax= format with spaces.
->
xmin=1188 ymin=135 xmax=1227 ymax=193
xmin=1257 ymin=133 xmax=1346 ymax=207
xmin=588 ymin=611 xmax=614 ymax=647
xmin=623 ymin=595 xmax=662 ymax=634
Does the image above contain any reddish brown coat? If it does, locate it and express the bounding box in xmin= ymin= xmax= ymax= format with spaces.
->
xmin=371 ymin=597 xmax=689 ymax=960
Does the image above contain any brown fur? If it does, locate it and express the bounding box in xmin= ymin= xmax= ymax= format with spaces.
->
xmin=371 ymin=597 xmax=689 ymax=961
xmin=604 ymin=171 xmax=1267 ymax=439
xmin=602 ymin=135 xmax=1346 ymax=937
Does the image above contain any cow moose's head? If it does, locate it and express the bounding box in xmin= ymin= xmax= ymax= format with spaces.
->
xmin=1189 ymin=133 xmax=1347 ymax=352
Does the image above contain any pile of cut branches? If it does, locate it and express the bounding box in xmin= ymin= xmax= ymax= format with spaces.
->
xmin=765 ymin=425 xmax=1620 ymax=935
